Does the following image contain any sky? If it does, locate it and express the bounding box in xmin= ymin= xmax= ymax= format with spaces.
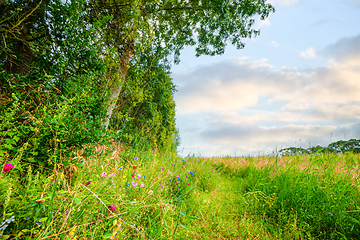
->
xmin=170 ymin=0 xmax=360 ymax=157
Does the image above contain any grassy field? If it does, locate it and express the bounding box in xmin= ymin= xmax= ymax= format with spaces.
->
xmin=1 ymin=143 xmax=360 ymax=239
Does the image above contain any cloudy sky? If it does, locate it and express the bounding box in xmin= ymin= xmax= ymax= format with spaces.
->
xmin=171 ymin=0 xmax=360 ymax=157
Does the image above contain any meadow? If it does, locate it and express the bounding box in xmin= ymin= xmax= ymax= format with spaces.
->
xmin=1 ymin=143 xmax=360 ymax=239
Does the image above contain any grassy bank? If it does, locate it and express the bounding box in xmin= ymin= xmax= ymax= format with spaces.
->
xmin=1 ymin=145 xmax=360 ymax=239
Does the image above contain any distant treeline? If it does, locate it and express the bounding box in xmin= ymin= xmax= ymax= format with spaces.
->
xmin=278 ymin=139 xmax=360 ymax=156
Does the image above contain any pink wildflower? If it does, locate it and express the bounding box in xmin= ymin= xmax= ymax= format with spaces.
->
xmin=161 ymin=167 xmax=164 ymax=171
xmin=101 ymin=172 xmax=106 ymax=177
xmin=132 ymin=181 xmax=137 ymax=187
xmin=140 ymin=183 xmax=144 ymax=187
xmin=136 ymin=174 xmax=141 ymax=179
xmin=85 ymin=181 xmax=91 ymax=186
xmin=167 ymin=170 xmax=173 ymax=176
xmin=109 ymin=204 xmax=116 ymax=211
xmin=132 ymin=173 xmax=136 ymax=177
xmin=3 ymin=163 xmax=14 ymax=172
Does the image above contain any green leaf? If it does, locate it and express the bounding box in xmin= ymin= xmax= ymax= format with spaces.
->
xmin=180 ymin=211 xmax=199 ymax=220
xmin=103 ymin=232 xmax=113 ymax=239
xmin=39 ymin=217 xmax=48 ymax=222
xmin=178 ymin=223 xmax=187 ymax=229
xmin=3 ymin=144 xmax=13 ymax=150
xmin=13 ymin=135 xmax=20 ymax=142
xmin=74 ymin=195 xmax=81 ymax=205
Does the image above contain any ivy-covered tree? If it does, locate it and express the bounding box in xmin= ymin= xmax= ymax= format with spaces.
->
xmin=111 ymin=47 xmax=178 ymax=151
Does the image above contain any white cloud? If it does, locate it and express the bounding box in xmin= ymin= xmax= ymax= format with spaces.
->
xmin=270 ymin=41 xmax=279 ymax=47
xmin=201 ymin=123 xmax=336 ymax=146
xmin=321 ymin=32 xmax=360 ymax=62
xmin=259 ymin=18 xmax=271 ymax=27
xmin=300 ymin=47 xmax=316 ymax=58
xmin=174 ymin=33 xmax=360 ymax=156
xmin=174 ymin=51 xmax=360 ymax=116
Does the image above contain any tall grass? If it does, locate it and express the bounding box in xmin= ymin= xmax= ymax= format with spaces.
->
xmin=1 ymin=145 xmax=360 ymax=239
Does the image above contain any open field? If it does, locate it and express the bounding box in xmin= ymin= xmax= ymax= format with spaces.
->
xmin=1 ymin=144 xmax=360 ymax=239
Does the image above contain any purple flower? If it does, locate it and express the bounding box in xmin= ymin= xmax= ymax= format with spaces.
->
xmin=3 ymin=163 xmax=14 ymax=172
xmin=109 ymin=204 xmax=116 ymax=211
xmin=85 ymin=181 xmax=91 ymax=186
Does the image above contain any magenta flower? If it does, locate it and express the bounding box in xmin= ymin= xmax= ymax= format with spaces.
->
xmin=3 ymin=163 xmax=14 ymax=172
xmin=136 ymin=174 xmax=141 ymax=179
xmin=131 ymin=173 xmax=136 ymax=178
xmin=161 ymin=167 xmax=164 ymax=171
xmin=85 ymin=181 xmax=91 ymax=186
xmin=132 ymin=181 xmax=137 ymax=187
xmin=101 ymin=172 xmax=106 ymax=177
xmin=109 ymin=204 xmax=115 ymax=211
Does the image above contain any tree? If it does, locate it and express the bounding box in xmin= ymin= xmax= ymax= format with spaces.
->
xmin=88 ymin=0 xmax=275 ymax=129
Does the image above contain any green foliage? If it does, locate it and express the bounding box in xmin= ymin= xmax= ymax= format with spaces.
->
xmin=88 ymin=0 xmax=275 ymax=63
xmin=0 ymin=0 xmax=110 ymax=168
xmin=110 ymin=49 xmax=178 ymax=152
xmin=150 ymin=0 xmax=275 ymax=62
xmin=279 ymin=139 xmax=360 ymax=156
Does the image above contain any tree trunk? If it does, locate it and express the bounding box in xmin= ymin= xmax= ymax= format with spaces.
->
xmin=103 ymin=49 xmax=132 ymax=130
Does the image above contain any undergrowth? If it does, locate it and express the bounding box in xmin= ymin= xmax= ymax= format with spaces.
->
xmin=1 ymin=146 xmax=360 ymax=239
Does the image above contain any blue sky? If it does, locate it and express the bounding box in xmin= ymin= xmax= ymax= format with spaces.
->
xmin=171 ymin=0 xmax=360 ymax=157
